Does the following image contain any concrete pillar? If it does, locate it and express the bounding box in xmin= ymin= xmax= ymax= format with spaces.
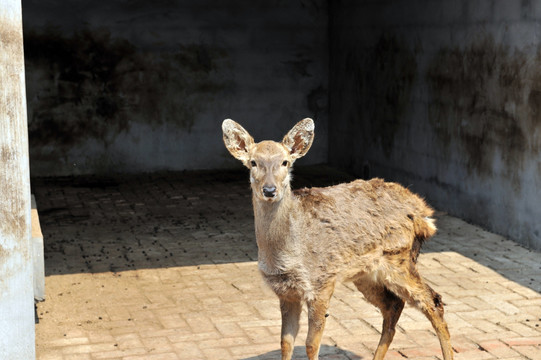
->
xmin=0 ymin=0 xmax=36 ymax=359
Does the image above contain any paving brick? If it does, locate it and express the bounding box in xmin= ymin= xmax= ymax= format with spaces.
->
xmin=64 ymin=354 xmax=91 ymax=360
xmin=212 ymin=321 xmax=243 ymax=337
xmin=337 ymin=318 xmax=378 ymax=336
xmin=399 ymin=345 xmax=445 ymax=358
xmin=61 ymin=343 xmax=117 ymax=355
xmin=468 ymin=331 xmax=521 ymax=344
xmin=244 ymin=326 xmax=274 ymax=344
xmin=511 ymin=345 xmax=541 ymax=359
xmin=503 ymin=322 xmax=541 ymax=337
xmin=45 ymin=337 xmax=89 ymax=347
xmin=124 ymin=353 xmax=179 ymax=360
xmin=478 ymin=340 xmax=521 ymax=358
xmin=37 ymin=351 xmax=64 ymax=360
xmin=501 ymin=336 xmax=541 ymax=346
xmin=92 ymin=348 xmax=147 ymax=359
xmin=32 ymin=169 xmax=541 ymax=360
xmin=452 ymin=335 xmax=482 ymax=353
xmin=229 ymin=342 xmax=278 ymax=357
xmin=458 ymin=309 xmax=508 ymax=320
xmin=377 ymin=350 xmax=407 ymax=360
xmin=198 ymin=336 xmax=252 ymax=349
xmin=157 ymin=313 xmax=188 ymax=330
xmin=114 ymin=333 xmax=143 ymax=350
xmin=167 ymin=331 xmax=221 ymax=343
xmin=453 ymin=349 xmax=496 ymax=359
xmin=200 ymin=347 xmax=233 ymax=360
xmin=466 ymin=318 xmax=508 ymax=333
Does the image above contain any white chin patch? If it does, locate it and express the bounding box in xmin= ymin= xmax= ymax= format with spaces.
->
xmin=259 ymin=192 xmax=278 ymax=202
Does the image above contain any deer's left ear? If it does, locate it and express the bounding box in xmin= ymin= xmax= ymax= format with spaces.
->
xmin=282 ymin=118 xmax=314 ymax=160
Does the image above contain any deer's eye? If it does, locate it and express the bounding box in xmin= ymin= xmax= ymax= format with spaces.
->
xmin=250 ymin=160 xmax=257 ymax=167
xmin=282 ymin=161 xmax=288 ymax=167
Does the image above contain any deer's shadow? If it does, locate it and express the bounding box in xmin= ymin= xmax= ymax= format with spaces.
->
xmin=241 ymin=344 xmax=363 ymax=360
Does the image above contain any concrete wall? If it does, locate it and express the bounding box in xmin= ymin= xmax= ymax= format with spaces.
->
xmin=329 ymin=0 xmax=541 ymax=250
xmin=23 ymin=1 xmax=541 ymax=250
xmin=0 ymin=0 xmax=36 ymax=357
xmin=22 ymin=0 xmax=329 ymax=176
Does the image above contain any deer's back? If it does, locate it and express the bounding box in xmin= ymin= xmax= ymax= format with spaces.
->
xmin=292 ymin=178 xmax=434 ymax=263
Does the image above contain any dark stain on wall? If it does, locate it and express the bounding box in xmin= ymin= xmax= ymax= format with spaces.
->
xmin=427 ymin=35 xmax=539 ymax=186
xmin=283 ymin=55 xmax=313 ymax=80
xmin=307 ymin=85 xmax=328 ymax=120
xmin=0 ymin=25 xmax=23 ymax=61
xmin=0 ymin=17 xmax=28 ymax=246
xmin=24 ymin=26 xmax=231 ymax=151
xmin=0 ymin=146 xmax=26 ymax=242
xmin=527 ymin=71 xmax=541 ymax=129
xmin=368 ymin=35 xmax=417 ymax=157
xmin=352 ymin=34 xmax=417 ymax=157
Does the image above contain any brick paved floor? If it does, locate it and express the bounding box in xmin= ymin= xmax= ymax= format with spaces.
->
xmin=32 ymin=166 xmax=541 ymax=360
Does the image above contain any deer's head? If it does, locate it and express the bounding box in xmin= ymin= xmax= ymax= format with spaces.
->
xmin=222 ymin=118 xmax=314 ymax=202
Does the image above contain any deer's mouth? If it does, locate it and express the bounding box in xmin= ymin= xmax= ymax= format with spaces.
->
xmin=262 ymin=193 xmax=279 ymax=202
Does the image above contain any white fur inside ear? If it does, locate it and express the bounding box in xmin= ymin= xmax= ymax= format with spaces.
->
xmin=222 ymin=119 xmax=254 ymax=164
xmin=299 ymin=118 xmax=314 ymax=132
xmin=222 ymin=119 xmax=238 ymax=134
xmin=282 ymin=118 xmax=315 ymax=159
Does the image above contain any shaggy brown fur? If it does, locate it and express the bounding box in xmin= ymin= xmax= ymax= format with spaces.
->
xmin=222 ymin=118 xmax=453 ymax=360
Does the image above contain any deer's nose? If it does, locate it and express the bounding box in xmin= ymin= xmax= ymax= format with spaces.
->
xmin=262 ymin=186 xmax=277 ymax=198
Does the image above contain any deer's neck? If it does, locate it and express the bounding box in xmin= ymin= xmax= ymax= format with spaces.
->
xmin=252 ymin=189 xmax=298 ymax=274
xmin=253 ymin=191 xmax=295 ymax=242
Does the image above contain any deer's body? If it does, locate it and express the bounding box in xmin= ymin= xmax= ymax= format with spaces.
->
xmin=256 ymin=178 xmax=434 ymax=301
xmin=222 ymin=119 xmax=453 ymax=360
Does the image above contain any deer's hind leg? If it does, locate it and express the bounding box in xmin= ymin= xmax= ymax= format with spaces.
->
xmin=382 ymin=263 xmax=454 ymax=360
xmin=354 ymin=279 xmax=405 ymax=360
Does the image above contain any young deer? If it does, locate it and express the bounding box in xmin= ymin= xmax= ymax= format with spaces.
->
xmin=222 ymin=118 xmax=453 ymax=360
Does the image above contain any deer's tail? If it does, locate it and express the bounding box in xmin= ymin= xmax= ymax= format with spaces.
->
xmin=410 ymin=214 xmax=437 ymax=263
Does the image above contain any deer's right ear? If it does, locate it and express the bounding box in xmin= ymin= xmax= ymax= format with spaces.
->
xmin=222 ymin=119 xmax=254 ymax=166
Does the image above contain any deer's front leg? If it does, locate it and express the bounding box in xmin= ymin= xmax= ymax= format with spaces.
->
xmin=305 ymin=283 xmax=335 ymax=360
xmin=280 ymin=298 xmax=302 ymax=360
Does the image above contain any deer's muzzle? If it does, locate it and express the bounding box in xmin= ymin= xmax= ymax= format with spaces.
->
xmin=262 ymin=185 xmax=277 ymax=198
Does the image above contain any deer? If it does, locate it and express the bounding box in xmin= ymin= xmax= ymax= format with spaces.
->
xmin=222 ymin=118 xmax=453 ymax=360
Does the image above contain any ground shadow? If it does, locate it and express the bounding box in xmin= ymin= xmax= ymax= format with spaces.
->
xmin=425 ymin=213 xmax=541 ymax=293
xmin=31 ymin=165 xmax=540 ymax=294
xmin=241 ymin=344 xmax=362 ymax=360
xmin=30 ymin=165 xmax=355 ymax=276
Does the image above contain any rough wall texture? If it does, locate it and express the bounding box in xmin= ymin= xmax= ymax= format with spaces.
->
xmin=22 ymin=0 xmax=329 ymax=175
xmin=330 ymin=0 xmax=541 ymax=250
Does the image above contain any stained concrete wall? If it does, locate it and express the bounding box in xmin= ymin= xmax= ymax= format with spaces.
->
xmin=0 ymin=0 xmax=36 ymax=357
xmin=22 ymin=0 xmax=329 ymax=176
xmin=23 ymin=1 xmax=541 ymax=250
xmin=329 ymin=0 xmax=541 ymax=250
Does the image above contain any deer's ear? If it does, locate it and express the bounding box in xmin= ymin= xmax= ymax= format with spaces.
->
xmin=282 ymin=118 xmax=314 ymax=160
xmin=222 ymin=119 xmax=254 ymax=165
